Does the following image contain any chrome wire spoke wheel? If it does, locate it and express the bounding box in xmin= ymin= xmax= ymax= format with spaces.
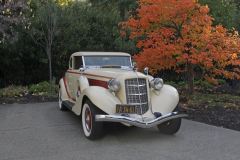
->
xmin=82 ymin=103 xmax=92 ymax=137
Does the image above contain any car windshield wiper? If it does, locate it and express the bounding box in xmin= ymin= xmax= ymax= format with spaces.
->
xmin=101 ymin=65 xmax=121 ymax=68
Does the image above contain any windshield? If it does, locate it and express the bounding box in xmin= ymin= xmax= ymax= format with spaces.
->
xmin=84 ymin=56 xmax=132 ymax=68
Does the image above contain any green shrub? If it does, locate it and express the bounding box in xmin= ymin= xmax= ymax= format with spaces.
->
xmin=194 ymin=80 xmax=214 ymax=90
xmin=165 ymin=81 xmax=178 ymax=87
xmin=165 ymin=81 xmax=186 ymax=89
xmin=0 ymin=81 xmax=58 ymax=98
xmin=218 ymin=79 xmax=226 ymax=85
xmin=28 ymin=81 xmax=58 ymax=96
xmin=0 ymin=85 xmax=28 ymax=97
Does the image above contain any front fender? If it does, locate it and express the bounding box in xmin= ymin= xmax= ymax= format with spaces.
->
xmin=72 ymin=86 xmax=121 ymax=115
xmin=150 ymin=84 xmax=179 ymax=115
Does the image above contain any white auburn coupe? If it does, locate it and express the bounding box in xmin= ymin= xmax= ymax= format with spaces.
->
xmin=59 ymin=52 xmax=187 ymax=139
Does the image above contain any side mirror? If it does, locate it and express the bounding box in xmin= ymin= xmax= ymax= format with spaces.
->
xmin=143 ymin=67 xmax=149 ymax=75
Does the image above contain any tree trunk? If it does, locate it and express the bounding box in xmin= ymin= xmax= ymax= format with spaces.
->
xmin=186 ymin=63 xmax=194 ymax=95
xmin=119 ymin=5 xmax=126 ymax=20
xmin=48 ymin=55 xmax=52 ymax=83
xmin=47 ymin=47 xmax=52 ymax=83
xmin=46 ymin=46 xmax=53 ymax=94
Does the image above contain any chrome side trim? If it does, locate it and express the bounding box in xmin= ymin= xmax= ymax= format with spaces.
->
xmin=95 ymin=112 xmax=187 ymax=128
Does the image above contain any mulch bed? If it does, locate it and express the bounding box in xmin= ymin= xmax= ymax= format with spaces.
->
xmin=0 ymin=94 xmax=57 ymax=104
xmin=180 ymin=105 xmax=240 ymax=131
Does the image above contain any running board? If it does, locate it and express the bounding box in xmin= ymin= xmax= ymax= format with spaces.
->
xmin=62 ymin=101 xmax=74 ymax=110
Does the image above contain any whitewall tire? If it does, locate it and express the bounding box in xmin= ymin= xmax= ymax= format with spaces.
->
xmin=81 ymin=100 xmax=104 ymax=140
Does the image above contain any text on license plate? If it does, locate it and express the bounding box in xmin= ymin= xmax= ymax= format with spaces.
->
xmin=116 ymin=104 xmax=137 ymax=114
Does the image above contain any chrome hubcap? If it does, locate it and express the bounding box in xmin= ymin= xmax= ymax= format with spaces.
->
xmin=85 ymin=108 xmax=92 ymax=132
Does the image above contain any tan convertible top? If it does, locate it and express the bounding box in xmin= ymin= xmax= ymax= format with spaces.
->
xmin=71 ymin=52 xmax=131 ymax=57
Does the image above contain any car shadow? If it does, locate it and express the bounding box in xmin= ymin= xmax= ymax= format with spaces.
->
xmin=103 ymin=122 xmax=180 ymax=142
xmin=58 ymin=107 xmax=181 ymax=142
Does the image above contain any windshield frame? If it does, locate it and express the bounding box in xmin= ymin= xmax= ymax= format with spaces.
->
xmin=82 ymin=55 xmax=133 ymax=69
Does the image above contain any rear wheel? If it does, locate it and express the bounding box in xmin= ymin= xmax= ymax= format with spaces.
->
xmin=81 ymin=100 xmax=104 ymax=140
xmin=157 ymin=118 xmax=182 ymax=135
xmin=157 ymin=105 xmax=182 ymax=134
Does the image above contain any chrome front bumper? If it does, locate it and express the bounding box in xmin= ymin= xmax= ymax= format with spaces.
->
xmin=95 ymin=112 xmax=187 ymax=128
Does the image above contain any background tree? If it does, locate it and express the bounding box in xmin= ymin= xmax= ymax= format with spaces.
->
xmin=122 ymin=0 xmax=240 ymax=94
xmin=56 ymin=0 xmax=74 ymax=6
xmin=3 ymin=0 xmax=239 ymax=91
xmin=0 ymin=0 xmax=137 ymax=87
xmin=199 ymin=0 xmax=238 ymax=29
xmin=0 ymin=0 xmax=28 ymax=43
xmin=53 ymin=0 xmax=137 ymax=76
xmin=29 ymin=0 xmax=59 ymax=84
xmin=89 ymin=0 xmax=137 ymax=20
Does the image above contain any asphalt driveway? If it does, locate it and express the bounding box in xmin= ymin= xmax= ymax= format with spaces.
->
xmin=0 ymin=102 xmax=239 ymax=160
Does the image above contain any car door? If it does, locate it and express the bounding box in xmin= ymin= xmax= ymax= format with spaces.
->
xmin=71 ymin=56 xmax=83 ymax=98
xmin=65 ymin=57 xmax=75 ymax=99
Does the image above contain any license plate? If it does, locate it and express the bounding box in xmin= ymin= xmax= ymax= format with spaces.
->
xmin=116 ymin=104 xmax=137 ymax=114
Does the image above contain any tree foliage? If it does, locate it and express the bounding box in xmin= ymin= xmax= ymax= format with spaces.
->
xmin=122 ymin=0 xmax=240 ymax=93
xmin=29 ymin=0 xmax=60 ymax=83
xmin=56 ymin=0 xmax=74 ymax=6
xmin=0 ymin=0 xmax=136 ymax=87
xmin=199 ymin=0 xmax=238 ymax=29
xmin=89 ymin=0 xmax=137 ymax=20
xmin=1 ymin=0 xmax=240 ymax=90
xmin=0 ymin=0 xmax=28 ymax=43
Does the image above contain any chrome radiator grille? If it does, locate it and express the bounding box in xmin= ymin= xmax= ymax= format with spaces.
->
xmin=125 ymin=78 xmax=148 ymax=114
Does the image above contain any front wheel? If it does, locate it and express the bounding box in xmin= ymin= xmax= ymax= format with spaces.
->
xmin=81 ymin=100 xmax=104 ymax=140
xmin=157 ymin=118 xmax=182 ymax=135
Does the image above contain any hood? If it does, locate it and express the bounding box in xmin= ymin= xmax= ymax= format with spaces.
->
xmin=84 ymin=68 xmax=147 ymax=80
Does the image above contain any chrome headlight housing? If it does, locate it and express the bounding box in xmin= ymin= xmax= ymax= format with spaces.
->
xmin=108 ymin=79 xmax=120 ymax=92
xmin=150 ymin=78 xmax=164 ymax=90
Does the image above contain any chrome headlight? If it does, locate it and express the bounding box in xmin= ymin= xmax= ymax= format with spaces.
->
xmin=150 ymin=78 xmax=164 ymax=90
xmin=108 ymin=79 xmax=120 ymax=92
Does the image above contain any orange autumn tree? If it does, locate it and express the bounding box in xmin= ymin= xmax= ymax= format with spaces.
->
xmin=121 ymin=0 xmax=240 ymax=93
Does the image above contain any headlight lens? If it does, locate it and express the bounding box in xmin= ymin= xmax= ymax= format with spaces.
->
xmin=108 ymin=79 xmax=120 ymax=92
xmin=150 ymin=78 xmax=164 ymax=90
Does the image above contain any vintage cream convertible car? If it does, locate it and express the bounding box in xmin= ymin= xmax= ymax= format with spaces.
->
xmin=59 ymin=52 xmax=187 ymax=139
